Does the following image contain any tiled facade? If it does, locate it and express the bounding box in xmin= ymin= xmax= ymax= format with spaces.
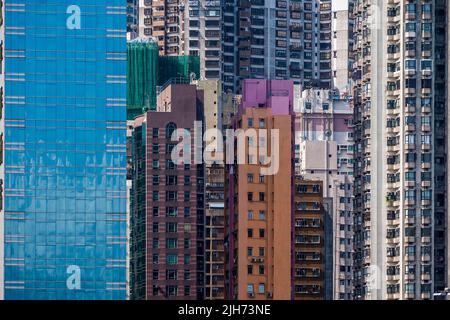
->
xmin=130 ymin=84 xmax=205 ymax=299
xmin=225 ymin=79 xmax=294 ymax=300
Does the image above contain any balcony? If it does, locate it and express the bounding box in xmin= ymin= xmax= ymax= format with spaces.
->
xmin=421 ymin=162 xmax=431 ymax=170
xmin=404 ymin=161 xmax=415 ymax=169
xmin=404 ymin=216 xmax=415 ymax=225
xmin=421 ymin=274 xmax=431 ymax=281
xmin=405 ymin=274 xmax=415 ymax=281
xmin=421 ymin=216 xmax=431 ymax=225
xmin=405 ymin=254 xmax=415 ymax=262
xmin=421 ymin=181 xmax=431 ymax=188
xmin=386 ymin=237 xmax=400 ymax=245
xmin=387 ymin=256 xmax=400 ymax=263
xmin=387 ymin=274 xmax=400 ymax=281
xmin=404 ymin=236 xmax=415 ymax=243
xmin=387 ymin=293 xmax=400 ymax=300
xmin=421 ymin=236 xmax=431 ymax=244
xmin=421 ymin=292 xmax=431 ymax=300
xmin=404 ymin=292 xmax=415 ymax=299
xmin=421 ymin=255 xmax=431 ymax=263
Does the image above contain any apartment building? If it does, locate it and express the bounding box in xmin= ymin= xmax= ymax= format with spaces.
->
xmin=196 ymin=80 xmax=226 ymax=299
xmin=225 ymin=79 xmax=294 ymax=300
xmin=184 ymin=0 xmax=221 ymax=79
xmin=294 ymin=178 xmax=326 ymax=300
xmin=129 ymin=83 xmax=205 ymax=300
xmin=295 ymin=88 xmax=354 ymax=300
xmin=138 ymin=0 xmax=186 ymax=55
xmin=352 ymin=0 xmax=448 ymax=300
xmin=137 ymin=0 xmax=220 ymax=80
xmin=223 ymin=0 xmax=341 ymax=94
xmin=332 ymin=0 xmax=355 ymax=95
xmin=127 ymin=0 xmax=139 ymax=40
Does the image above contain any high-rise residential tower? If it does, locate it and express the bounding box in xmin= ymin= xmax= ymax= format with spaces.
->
xmin=127 ymin=0 xmax=139 ymax=40
xmin=2 ymin=1 xmax=128 ymax=299
xmin=352 ymin=0 xmax=448 ymax=300
xmin=136 ymin=0 xmax=220 ymax=80
xmin=225 ymin=79 xmax=294 ymax=300
xmin=294 ymin=178 xmax=326 ymax=300
xmin=222 ymin=0 xmax=336 ymax=94
xmin=129 ymin=83 xmax=205 ymax=300
xmin=295 ymin=88 xmax=354 ymax=300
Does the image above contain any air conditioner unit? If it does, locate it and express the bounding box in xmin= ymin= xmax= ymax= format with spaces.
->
xmin=248 ymin=293 xmax=254 ymax=297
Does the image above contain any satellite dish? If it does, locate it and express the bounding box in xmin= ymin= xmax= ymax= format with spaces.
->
xmin=325 ymin=130 xmax=332 ymax=137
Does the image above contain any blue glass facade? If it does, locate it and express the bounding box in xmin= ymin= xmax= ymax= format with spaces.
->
xmin=3 ymin=0 xmax=128 ymax=299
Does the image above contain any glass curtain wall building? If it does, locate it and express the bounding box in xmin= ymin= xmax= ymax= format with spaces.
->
xmin=2 ymin=0 xmax=128 ymax=299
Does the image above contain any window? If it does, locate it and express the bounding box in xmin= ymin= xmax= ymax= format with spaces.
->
xmin=167 ymin=254 xmax=178 ymax=265
xmin=258 ymin=283 xmax=265 ymax=294
xmin=259 ymin=118 xmax=266 ymax=128
xmin=248 ymin=229 xmax=253 ymax=238
xmin=259 ymin=210 xmax=266 ymax=220
xmin=247 ymin=284 xmax=254 ymax=295
xmin=248 ymin=210 xmax=254 ymax=220
xmin=247 ymin=247 xmax=253 ymax=256
xmin=259 ymin=229 xmax=265 ymax=238
xmin=184 ymin=286 xmax=190 ymax=297
xmin=166 ymin=122 xmax=177 ymax=138
xmin=166 ymin=222 xmax=177 ymax=232
xmin=259 ymin=265 xmax=265 ymax=275
xmin=248 ymin=265 xmax=253 ymax=275
xmin=247 ymin=174 xmax=254 ymax=183
xmin=167 ymin=285 xmax=177 ymax=297
xmin=259 ymin=192 xmax=265 ymax=201
xmin=167 ymin=270 xmax=177 ymax=280
xmin=247 ymin=118 xmax=254 ymax=127
xmin=152 ymin=128 xmax=159 ymax=138
xmin=166 ymin=238 xmax=177 ymax=249
xmin=248 ymin=192 xmax=253 ymax=201
xmin=259 ymin=247 xmax=265 ymax=256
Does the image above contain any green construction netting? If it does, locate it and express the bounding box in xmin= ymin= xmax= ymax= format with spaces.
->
xmin=126 ymin=38 xmax=201 ymax=120
xmin=158 ymin=56 xmax=200 ymax=87
xmin=127 ymin=39 xmax=158 ymax=120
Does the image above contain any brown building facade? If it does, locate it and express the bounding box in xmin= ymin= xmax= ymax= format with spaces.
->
xmin=225 ymin=80 xmax=294 ymax=300
xmin=130 ymin=84 xmax=205 ymax=299
xmin=294 ymin=178 xmax=326 ymax=300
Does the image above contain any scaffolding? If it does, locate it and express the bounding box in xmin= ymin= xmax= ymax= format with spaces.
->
xmin=126 ymin=38 xmax=158 ymax=120
xmin=126 ymin=38 xmax=200 ymax=119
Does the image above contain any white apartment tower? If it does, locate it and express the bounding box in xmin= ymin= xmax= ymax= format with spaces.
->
xmin=295 ymin=88 xmax=355 ymax=300
xmin=352 ymin=0 xmax=448 ymax=299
